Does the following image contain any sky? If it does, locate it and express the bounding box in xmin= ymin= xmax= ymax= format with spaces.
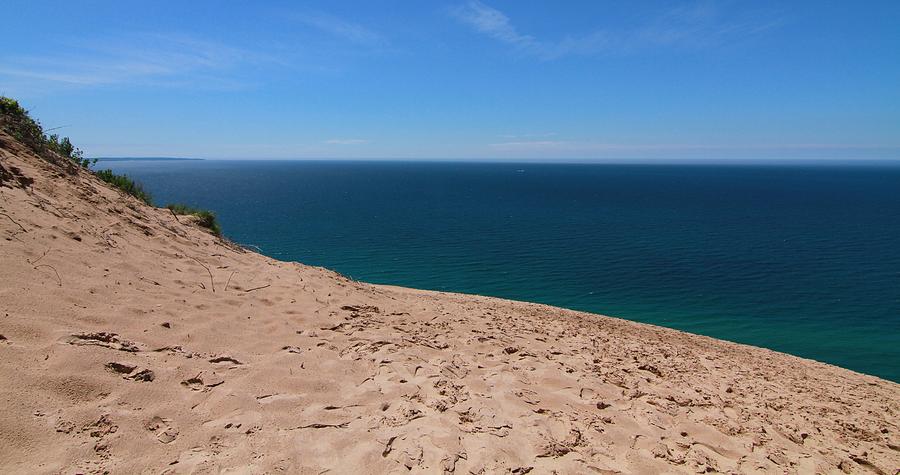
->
xmin=1 ymin=1 xmax=899 ymax=161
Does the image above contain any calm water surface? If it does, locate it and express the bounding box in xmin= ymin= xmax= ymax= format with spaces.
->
xmin=100 ymin=160 xmax=900 ymax=382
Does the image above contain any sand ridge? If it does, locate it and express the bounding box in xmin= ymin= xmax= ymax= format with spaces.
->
xmin=1 ymin=131 xmax=898 ymax=474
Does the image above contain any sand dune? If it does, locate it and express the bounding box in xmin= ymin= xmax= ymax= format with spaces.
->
xmin=1 ymin=130 xmax=898 ymax=474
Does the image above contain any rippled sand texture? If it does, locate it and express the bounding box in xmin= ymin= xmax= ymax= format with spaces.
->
xmin=1 ymin=132 xmax=899 ymax=473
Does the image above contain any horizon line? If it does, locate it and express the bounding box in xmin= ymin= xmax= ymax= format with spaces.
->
xmin=93 ymin=156 xmax=900 ymax=166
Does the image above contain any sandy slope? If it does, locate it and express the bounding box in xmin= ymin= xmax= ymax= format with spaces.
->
xmin=0 ymin=131 xmax=898 ymax=475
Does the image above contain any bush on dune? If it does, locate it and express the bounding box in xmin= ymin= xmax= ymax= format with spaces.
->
xmin=0 ymin=97 xmax=44 ymax=155
xmin=166 ymin=203 xmax=222 ymax=236
xmin=0 ymin=96 xmax=95 ymax=169
xmin=2 ymin=95 xmax=224 ymax=238
xmin=94 ymin=169 xmax=153 ymax=205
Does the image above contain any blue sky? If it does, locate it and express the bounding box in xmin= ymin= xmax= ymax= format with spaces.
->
xmin=2 ymin=1 xmax=899 ymax=160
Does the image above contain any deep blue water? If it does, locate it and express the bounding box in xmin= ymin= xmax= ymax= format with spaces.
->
xmin=100 ymin=160 xmax=900 ymax=382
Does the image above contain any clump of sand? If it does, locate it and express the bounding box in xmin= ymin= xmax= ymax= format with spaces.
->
xmin=1 ymin=131 xmax=898 ymax=474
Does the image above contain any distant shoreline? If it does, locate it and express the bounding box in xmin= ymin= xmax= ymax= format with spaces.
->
xmin=93 ymin=157 xmax=203 ymax=161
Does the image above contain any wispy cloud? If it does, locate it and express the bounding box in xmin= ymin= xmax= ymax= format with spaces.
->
xmin=497 ymin=132 xmax=558 ymax=139
xmin=0 ymin=33 xmax=266 ymax=90
xmin=450 ymin=1 xmax=540 ymax=51
xmin=490 ymin=140 xmax=570 ymax=150
xmin=0 ymin=9 xmax=389 ymax=94
xmin=295 ymin=12 xmax=385 ymax=46
xmin=325 ymin=138 xmax=369 ymax=145
xmin=451 ymin=1 xmax=780 ymax=60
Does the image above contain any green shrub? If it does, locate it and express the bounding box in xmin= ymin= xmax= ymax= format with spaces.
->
xmin=47 ymin=133 xmax=93 ymax=168
xmin=95 ymin=169 xmax=153 ymax=205
xmin=2 ymin=95 xmax=223 ymax=238
xmin=166 ymin=203 xmax=222 ymax=236
xmin=0 ymin=96 xmax=95 ymax=169
xmin=1 ymin=96 xmax=48 ymax=158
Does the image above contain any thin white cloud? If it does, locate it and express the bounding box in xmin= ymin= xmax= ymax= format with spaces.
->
xmin=294 ymin=11 xmax=385 ymax=46
xmin=0 ymin=33 xmax=265 ymax=89
xmin=497 ymin=132 xmax=558 ymax=139
xmin=490 ymin=140 xmax=570 ymax=150
xmin=325 ymin=139 xmax=369 ymax=145
xmin=450 ymin=1 xmax=538 ymax=50
xmin=452 ymin=1 xmax=780 ymax=60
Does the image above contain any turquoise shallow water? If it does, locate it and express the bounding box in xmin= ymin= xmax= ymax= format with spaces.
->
xmin=101 ymin=160 xmax=900 ymax=382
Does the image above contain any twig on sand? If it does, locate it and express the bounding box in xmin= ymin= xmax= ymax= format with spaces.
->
xmin=244 ymin=284 xmax=271 ymax=293
xmin=27 ymin=248 xmax=51 ymax=265
xmin=189 ymin=256 xmax=215 ymax=292
xmin=1 ymin=212 xmax=27 ymax=233
xmin=224 ymin=271 xmax=236 ymax=292
xmin=291 ymin=421 xmax=351 ymax=430
xmin=34 ymin=264 xmax=62 ymax=286
xmin=169 ymin=208 xmax=181 ymax=223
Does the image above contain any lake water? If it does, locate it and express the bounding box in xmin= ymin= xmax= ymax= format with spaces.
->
xmin=100 ymin=159 xmax=900 ymax=382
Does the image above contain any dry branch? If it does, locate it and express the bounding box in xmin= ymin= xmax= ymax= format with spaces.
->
xmin=1 ymin=212 xmax=27 ymax=233
xmin=291 ymin=421 xmax=351 ymax=430
xmin=224 ymin=271 xmax=236 ymax=292
xmin=189 ymin=256 xmax=215 ymax=292
xmin=34 ymin=264 xmax=62 ymax=286
xmin=28 ymin=248 xmax=51 ymax=265
xmin=244 ymin=284 xmax=271 ymax=293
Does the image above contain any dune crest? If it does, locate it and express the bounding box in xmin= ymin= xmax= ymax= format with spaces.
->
xmin=1 ymin=131 xmax=898 ymax=474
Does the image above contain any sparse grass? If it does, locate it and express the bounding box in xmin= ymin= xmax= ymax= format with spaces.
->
xmin=95 ymin=169 xmax=153 ymax=205
xmin=1 ymin=95 xmax=225 ymax=238
xmin=0 ymin=96 xmax=95 ymax=169
xmin=166 ymin=203 xmax=222 ymax=236
xmin=0 ymin=97 xmax=44 ymax=155
xmin=2 ymin=95 xmax=151 ymax=205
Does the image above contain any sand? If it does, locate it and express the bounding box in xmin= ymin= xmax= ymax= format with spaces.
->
xmin=1 ymin=130 xmax=898 ymax=474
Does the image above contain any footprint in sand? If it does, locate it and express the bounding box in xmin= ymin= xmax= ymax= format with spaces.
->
xmin=181 ymin=372 xmax=225 ymax=390
xmin=157 ymin=428 xmax=178 ymax=444
xmin=105 ymin=362 xmax=137 ymax=374
xmin=67 ymin=332 xmax=140 ymax=352
xmin=145 ymin=416 xmax=178 ymax=444
xmin=105 ymin=362 xmax=155 ymax=381
xmin=130 ymin=369 xmax=155 ymax=382
xmin=208 ymin=355 xmax=243 ymax=365
xmin=181 ymin=376 xmax=205 ymax=391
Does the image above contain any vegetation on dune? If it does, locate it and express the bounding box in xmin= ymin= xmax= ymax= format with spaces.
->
xmin=0 ymin=95 xmax=223 ymax=238
xmin=0 ymin=96 xmax=95 ymax=169
xmin=94 ymin=169 xmax=153 ymax=205
xmin=47 ymin=133 xmax=90 ymax=168
xmin=166 ymin=203 xmax=222 ymax=236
